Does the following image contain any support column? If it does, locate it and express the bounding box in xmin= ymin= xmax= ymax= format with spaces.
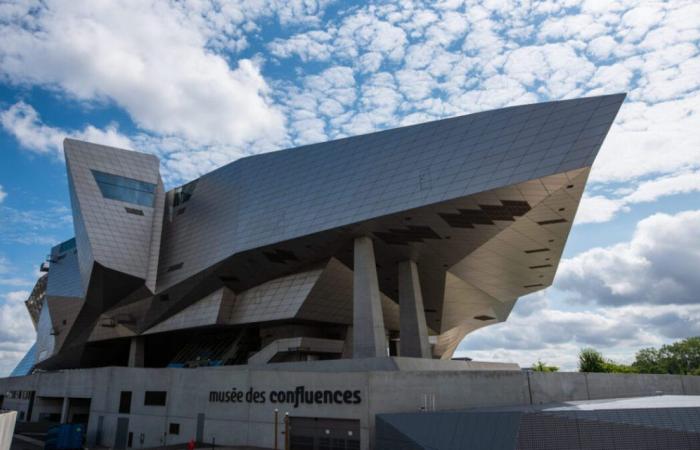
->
xmin=352 ymin=236 xmax=387 ymax=358
xmin=398 ymin=260 xmax=431 ymax=358
xmin=60 ymin=397 xmax=69 ymax=424
xmin=128 ymin=336 xmax=145 ymax=367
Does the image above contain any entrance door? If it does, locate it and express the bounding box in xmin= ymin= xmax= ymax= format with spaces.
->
xmin=114 ymin=417 xmax=129 ymax=450
xmin=289 ymin=417 xmax=360 ymax=450
xmin=196 ymin=413 xmax=205 ymax=442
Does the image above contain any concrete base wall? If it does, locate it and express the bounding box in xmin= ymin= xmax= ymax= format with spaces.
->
xmin=2 ymin=363 xmax=700 ymax=450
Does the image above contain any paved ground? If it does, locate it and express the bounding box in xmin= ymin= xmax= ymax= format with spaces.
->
xmin=10 ymin=435 xmax=43 ymax=450
xmin=141 ymin=444 xmax=270 ymax=450
xmin=9 ymin=433 xmax=271 ymax=450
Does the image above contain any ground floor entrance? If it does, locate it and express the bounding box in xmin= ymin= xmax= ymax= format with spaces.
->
xmin=289 ymin=417 xmax=360 ymax=450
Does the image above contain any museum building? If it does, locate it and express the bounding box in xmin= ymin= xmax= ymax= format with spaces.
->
xmin=7 ymin=94 xmax=694 ymax=450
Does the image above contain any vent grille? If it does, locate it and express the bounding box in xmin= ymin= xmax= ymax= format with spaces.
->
xmin=537 ymin=218 xmax=567 ymax=225
xmin=439 ymin=200 xmax=531 ymax=228
xmin=264 ymin=249 xmax=299 ymax=264
xmin=125 ymin=207 xmax=144 ymax=216
xmin=374 ymin=225 xmax=441 ymax=246
xmin=474 ymin=315 xmax=496 ymax=321
xmin=525 ymin=248 xmax=550 ymax=254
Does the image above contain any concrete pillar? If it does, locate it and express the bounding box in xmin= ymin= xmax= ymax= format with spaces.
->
xmin=128 ymin=336 xmax=145 ymax=367
xmin=60 ymin=397 xmax=69 ymax=424
xmin=398 ymin=260 xmax=431 ymax=358
xmin=342 ymin=326 xmax=353 ymax=359
xmin=352 ymin=236 xmax=387 ymax=358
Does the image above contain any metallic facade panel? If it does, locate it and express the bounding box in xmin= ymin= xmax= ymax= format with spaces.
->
xmin=143 ymin=287 xmax=234 ymax=334
xmin=27 ymin=95 xmax=624 ymax=369
xmin=45 ymin=244 xmax=83 ymax=298
xmin=64 ymin=139 xmax=164 ymax=285
xmin=157 ymin=95 xmax=624 ymax=291
xmin=35 ymin=300 xmax=55 ymax=362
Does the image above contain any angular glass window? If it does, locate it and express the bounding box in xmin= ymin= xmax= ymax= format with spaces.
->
xmin=172 ymin=180 xmax=197 ymax=207
xmin=144 ymin=391 xmax=167 ymax=406
xmin=92 ymin=170 xmax=156 ymax=207
xmin=58 ymin=238 xmax=76 ymax=253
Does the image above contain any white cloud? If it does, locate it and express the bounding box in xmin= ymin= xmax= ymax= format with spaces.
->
xmin=575 ymin=194 xmax=628 ymax=224
xmin=1 ymin=102 xmax=133 ymax=157
xmin=586 ymin=35 xmax=617 ymax=60
xmin=502 ymin=43 xmax=596 ymax=97
xmin=458 ymin=289 xmax=700 ymax=370
xmin=268 ymin=30 xmax=335 ymax=62
xmin=335 ymin=11 xmax=408 ymax=63
xmin=591 ymin=94 xmax=700 ymax=184
xmin=0 ymin=289 xmax=35 ymax=376
xmin=623 ymin=170 xmax=700 ymax=203
xmin=0 ymin=256 xmax=34 ymax=288
xmin=268 ymin=0 xmax=700 ymax=184
xmin=539 ymin=13 xmax=608 ymax=42
xmin=0 ymin=1 xmax=286 ymax=147
xmin=0 ymin=198 xmax=72 ymax=246
xmin=576 ymin=169 xmax=700 ymax=224
xmin=0 ymin=185 xmax=6 ymax=204
xmin=4 ymin=290 xmax=29 ymax=303
xmin=559 ymin=209 xmax=700 ymax=305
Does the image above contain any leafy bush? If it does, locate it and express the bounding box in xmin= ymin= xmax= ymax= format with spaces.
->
xmin=578 ymin=337 xmax=700 ymax=374
xmin=532 ymin=360 xmax=559 ymax=372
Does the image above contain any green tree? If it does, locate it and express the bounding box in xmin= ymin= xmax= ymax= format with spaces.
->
xmin=633 ymin=337 xmax=700 ymax=374
xmin=578 ymin=348 xmax=607 ymax=372
xmin=632 ymin=347 xmax=663 ymax=373
xmin=602 ymin=361 xmax=637 ymax=373
xmin=532 ymin=360 xmax=559 ymax=372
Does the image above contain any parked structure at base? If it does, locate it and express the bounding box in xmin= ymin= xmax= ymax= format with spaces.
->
xmin=1 ymin=94 xmax=631 ymax=449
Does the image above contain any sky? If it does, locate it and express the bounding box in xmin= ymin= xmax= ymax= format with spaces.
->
xmin=0 ymin=0 xmax=699 ymax=374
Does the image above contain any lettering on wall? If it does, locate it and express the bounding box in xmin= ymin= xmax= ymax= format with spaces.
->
xmin=209 ymin=386 xmax=361 ymax=408
xmin=4 ymin=390 xmax=33 ymax=400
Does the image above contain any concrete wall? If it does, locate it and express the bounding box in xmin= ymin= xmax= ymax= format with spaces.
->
xmin=0 ymin=411 xmax=17 ymax=450
xmin=32 ymin=397 xmax=62 ymax=422
xmin=2 ymin=367 xmax=700 ymax=450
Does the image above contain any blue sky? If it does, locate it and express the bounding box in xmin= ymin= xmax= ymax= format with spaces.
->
xmin=0 ymin=0 xmax=699 ymax=374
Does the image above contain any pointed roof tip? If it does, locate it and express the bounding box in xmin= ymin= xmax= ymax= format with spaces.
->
xmin=607 ymin=92 xmax=627 ymax=100
xmin=597 ymin=92 xmax=627 ymax=104
xmin=62 ymin=137 xmax=159 ymax=163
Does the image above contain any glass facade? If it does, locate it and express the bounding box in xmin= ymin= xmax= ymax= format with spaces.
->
xmin=92 ymin=170 xmax=156 ymax=207
xmin=172 ymin=180 xmax=197 ymax=207
xmin=9 ymin=343 xmax=36 ymax=377
xmin=58 ymin=237 xmax=76 ymax=253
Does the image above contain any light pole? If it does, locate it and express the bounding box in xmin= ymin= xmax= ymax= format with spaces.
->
xmin=273 ymin=409 xmax=279 ymax=450
xmin=284 ymin=412 xmax=290 ymax=450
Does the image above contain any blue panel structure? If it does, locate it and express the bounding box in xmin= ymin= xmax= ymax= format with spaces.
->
xmin=9 ymin=343 xmax=36 ymax=377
